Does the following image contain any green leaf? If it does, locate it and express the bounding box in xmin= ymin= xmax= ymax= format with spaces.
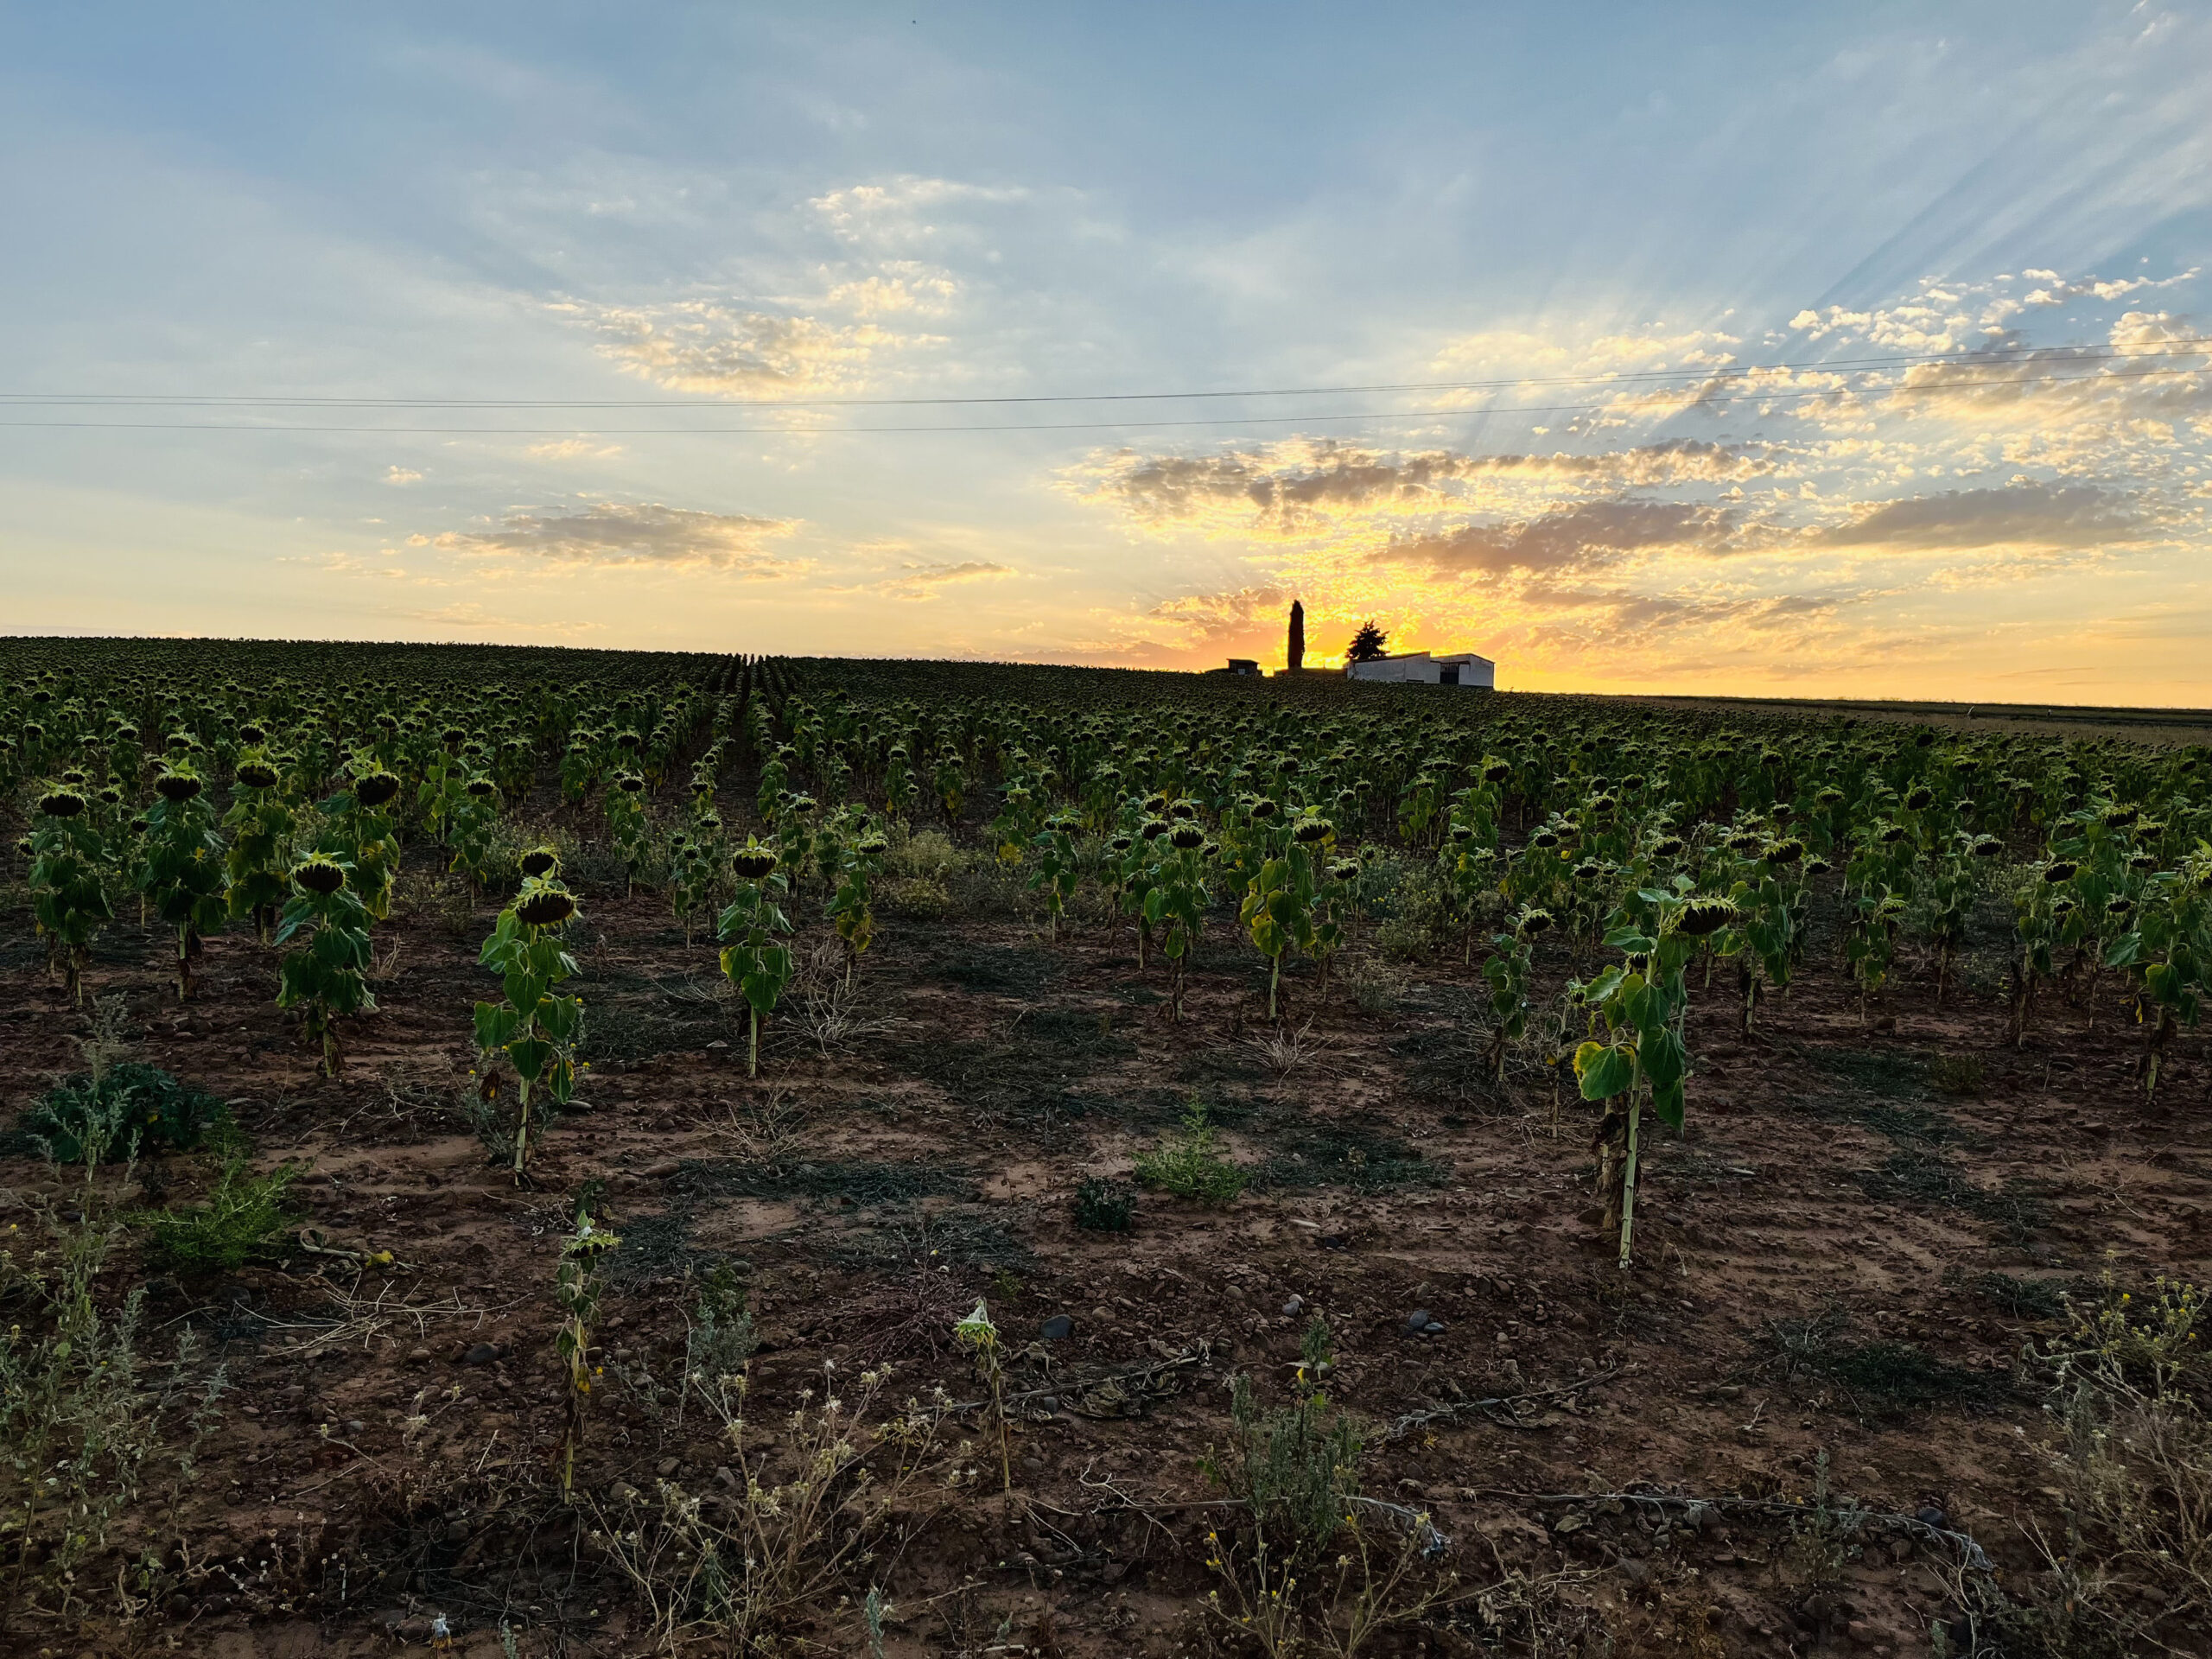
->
xmin=1573 ymin=1040 xmax=1637 ymax=1101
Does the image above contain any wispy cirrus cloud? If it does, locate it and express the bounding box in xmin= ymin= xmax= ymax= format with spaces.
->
xmin=412 ymin=501 xmax=803 ymax=574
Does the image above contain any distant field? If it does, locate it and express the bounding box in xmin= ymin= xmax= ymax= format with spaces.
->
xmin=1619 ymin=691 xmax=2212 ymax=745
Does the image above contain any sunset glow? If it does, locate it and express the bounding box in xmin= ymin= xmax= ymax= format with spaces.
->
xmin=3 ymin=5 xmax=2208 ymax=701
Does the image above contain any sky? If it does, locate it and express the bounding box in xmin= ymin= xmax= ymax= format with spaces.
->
xmin=2 ymin=3 xmax=2209 ymax=702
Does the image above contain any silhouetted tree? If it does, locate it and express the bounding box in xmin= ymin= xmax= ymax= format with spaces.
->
xmin=1344 ymin=620 xmax=1389 ymax=664
xmin=1287 ymin=599 xmax=1305 ymax=672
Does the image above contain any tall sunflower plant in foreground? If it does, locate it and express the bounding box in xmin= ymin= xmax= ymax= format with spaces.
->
xmin=719 ymin=838 xmax=793 ymax=1078
xmin=137 ymin=761 xmax=229 ymax=1001
xmin=275 ymin=855 xmax=377 ymax=1077
xmin=1569 ymin=883 xmax=1733 ymax=1269
xmin=474 ymin=875 xmax=586 ymax=1181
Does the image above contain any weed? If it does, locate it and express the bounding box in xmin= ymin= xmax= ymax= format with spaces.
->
xmin=1978 ymin=1272 xmax=2070 ymax=1320
xmin=1072 ymin=1177 xmax=1136 ymax=1232
xmin=0 ymin=1155 xmax=230 ymax=1631
xmin=1207 ymin=1365 xmax=1365 ymax=1561
xmin=136 ymin=1157 xmax=299 ymax=1275
xmin=1256 ymin=1122 xmax=1441 ymax=1193
xmin=1135 ymin=1100 xmax=1247 ymax=1205
xmin=1929 ymin=1052 xmax=1987 ymax=1095
xmin=15 ymin=1064 xmax=231 ymax=1165
xmin=593 ymin=1361 xmax=952 ymax=1653
xmin=1769 ymin=1312 xmax=1999 ymax=1413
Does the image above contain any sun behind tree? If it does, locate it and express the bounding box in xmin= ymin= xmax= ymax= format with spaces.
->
xmin=1344 ymin=620 xmax=1389 ymax=664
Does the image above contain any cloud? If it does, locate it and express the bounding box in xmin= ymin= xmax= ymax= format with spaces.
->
xmin=525 ymin=438 xmax=626 ymax=461
xmin=1071 ymin=437 xmax=1772 ymax=535
xmin=876 ymin=559 xmax=1015 ymax=599
xmin=385 ymin=465 xmax=423 ymax=485
xmin=1374 ymin=499 xmax=1741 ymax=576
xmin=414 ymin=502 xmax=803 ymax=573
xmin=1815 ymin=480 xmax=2156 ymax=550
xmin=550 ymin=297 xmax=944 ymax=396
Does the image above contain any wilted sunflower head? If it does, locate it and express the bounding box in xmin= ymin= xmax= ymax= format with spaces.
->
xmin=440 ymin=726 xmax=467 ymax=748
xmin=1248 ymin=798 xmax=1280 ymax=822
xmin=696 ymin=813 xmax=723 ymax=836
xmin=617 ymin=774 xmax=647 ymax=796
xmin=518 ymin=847 xmax=560 ymax=879
xmin=2104 ymin=804 xmax=2140 ymax=830
xmin=1168 ymin=799 xmax=1198 ymax=821
xmin=238 ymin=721 xmax=268 ymax=744
xmin=1327 ymin=856 xmax=1362 ymax=882
xmin=1140 ymin=817 xmax=1171 ymax=842
xmin=60 ymin=766 xmax=88 ymax=786
xmin=96 ymin=784 xmax=123 ymax=806
xmin=1904 ymin=785 xmax=1936 ymax=811
xmin=1649 ymin=836 xmax=1686 ymax=859
xmin=2127 ymin=851 xmax=2158 ymax=872
xmin=1804 ymin=855 xmax=1834 ymax=875
xmin=1482 ymin=760 xmax=1511 ymax=784
xmin=1293 ymin=817 xmax=1332 ymax=845
xmin=2106 ymin=895 xmax=2136 ymax=918
xmin=1726 ymin=830 xmax=1765 ymax=854
xmin=2044 ymin=860 xmax=2079 ymax=884
xmin=356 ymin=772 xmax=402 ymax=809
xmin=1815 ymin=786 xmax=1846 ymax=807
xmin=292 ymin=857 xmax=347 ymax=896
xmin=1170 ymin=822 xmax=1206 ymax=851
xmin=1878 ymin=823 xmax=1907 ymax=845
xmin=1142 ymin=791 xmax=1169 ymax=814
xmin=1573 ymin=860 xmax=1602 ymax=880
xmin=154 ymin=770 xmax=203 ymax=803
xmin=1109 ymin=834 xmax=1134 ymax=855
xmin=515 ymin=883 xmax=578 ymax=929
xmin=37 ymin=787 xmax=86 ymax=818
xmin=1969 ymin=836 xmax=2002 ymax=859
xmin=1530 ymin=829 xmax=1561 ymax=850
xmin=733 ymin=843 xmax=779 ymax=881
xmin=235 ymin=757 xmax=280 ymax=791
xmin=1448 ymin=823 xmax=1473 ymax=843
xmin=1765 ymin=837 xmax=1805 ymax=867
xmin=465 ymin=777 xmax=498 ymax=800
xmin=857 ymin=833 xmax=892 ymax=856
xmin=1516 ymin=906 xmax=1555 ymax=938
xmin=1676 ymin=897 xmax=1738 ymax=937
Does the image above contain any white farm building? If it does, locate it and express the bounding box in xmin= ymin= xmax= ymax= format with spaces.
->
xmin=1346 ymin=650 xmax=1495 ymax=689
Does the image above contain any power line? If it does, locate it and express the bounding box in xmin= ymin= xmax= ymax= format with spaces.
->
xmin=0 ymin=363 xmax=2202 ymax=437
xmin=0 ymin=338 xmax=2205 ymax=413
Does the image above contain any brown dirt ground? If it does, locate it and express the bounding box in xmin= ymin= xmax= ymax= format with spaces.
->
xmin=3 ymin=857 xmax=2209 ymax=1658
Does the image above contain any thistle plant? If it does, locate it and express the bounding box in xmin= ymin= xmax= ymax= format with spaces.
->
xmin=136 ymin=763 xmax=227 ymax=1001
xmin=474 ymin=876 xmax=585 ymax=1179
xmin=220 ymin=751 xmax=296 ymax=942
xmin=719 ymin=840 xmax=793 ymax=1078
xmin=1571 ymin=888 xmax=1731 ymax=1268
xmin=554 ymin=1201 xmax=621 ymax=1499
xmin=29 ymin=785 xmax=113 ymax=1004
xmin=274 ymin=855 xmax=377 ymax=1076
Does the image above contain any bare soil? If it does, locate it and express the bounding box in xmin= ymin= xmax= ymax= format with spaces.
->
xmin=4 ymin=863 xmax=2209 ymax=1657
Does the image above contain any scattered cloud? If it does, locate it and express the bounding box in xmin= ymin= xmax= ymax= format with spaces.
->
xmin=413 ymin=501 xmax=803 ymax=574
xmin=384 ymin=466 xmax=423 ymax=485
xmin=874 ymin=559 xmax=1016 ymax=599
xmin=1374 ymin=500 xmax=1743 ymax=576
xmin=525 ymin=438 xmax=626 ymax=461
xmin=1071 ymin=437 xmax=1772 ymax=535
xmin=1816 ymin=480 xmax=2157 ymax=550
xmin=550 ymin=297 xmax=944 ymax=397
